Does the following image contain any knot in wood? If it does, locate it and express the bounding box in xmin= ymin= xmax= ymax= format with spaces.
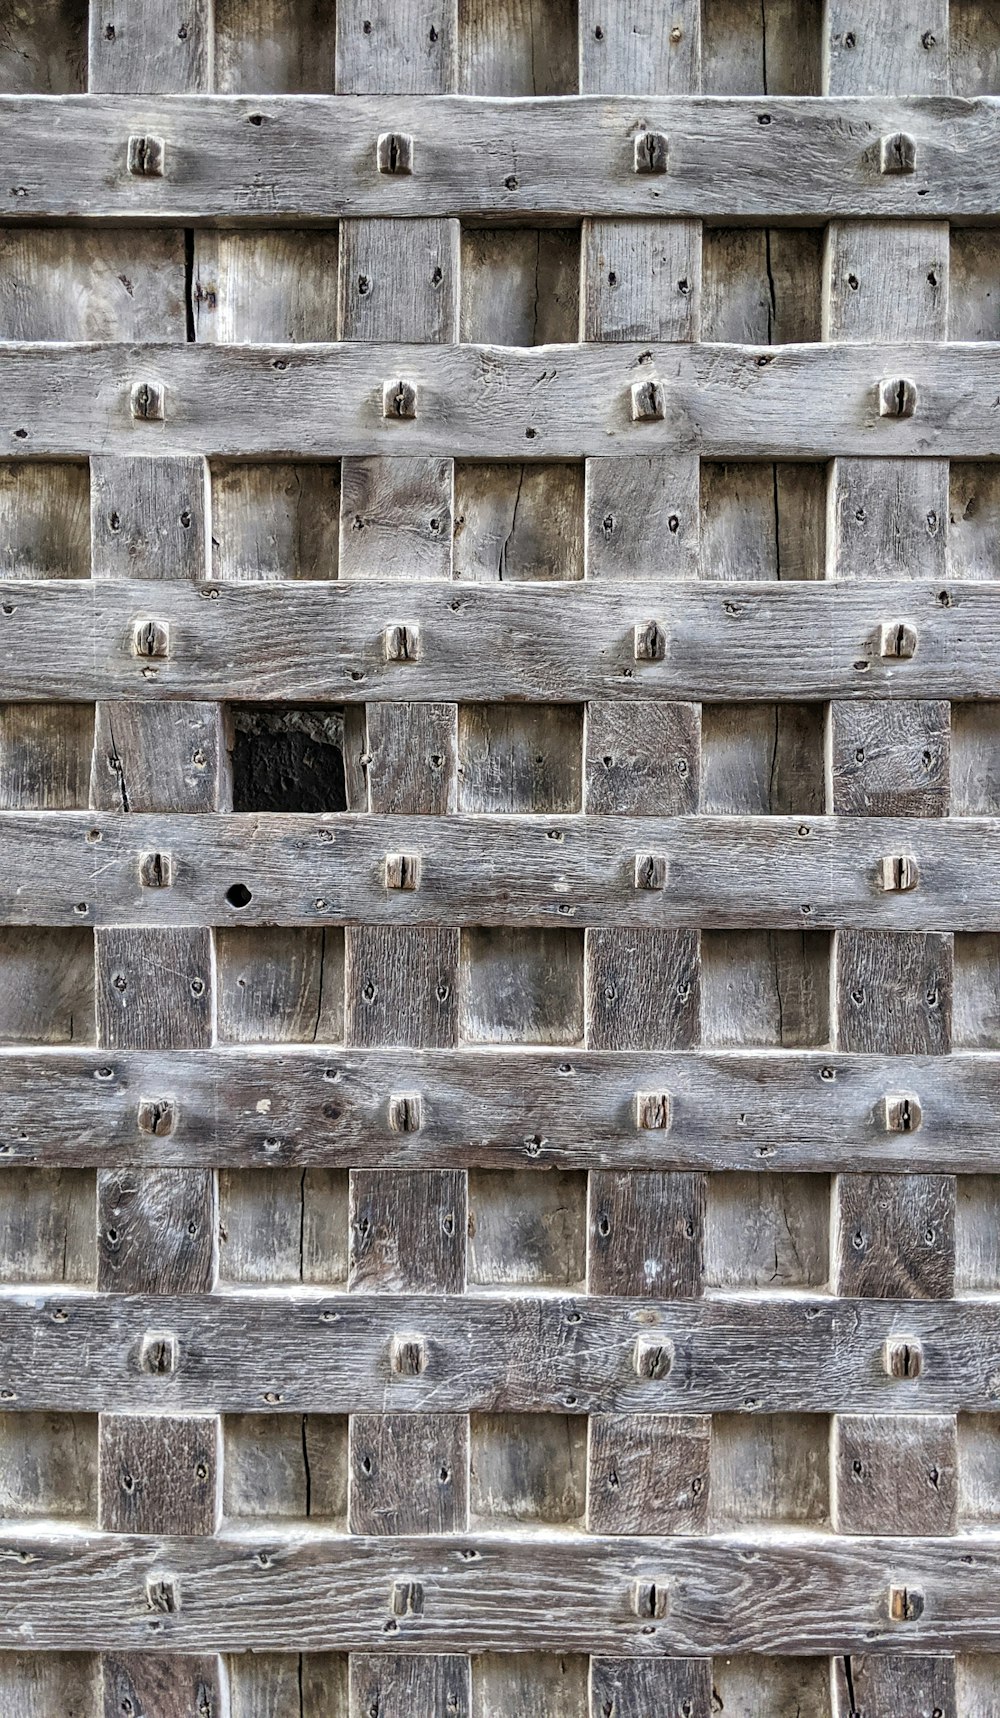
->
xmin=138 ymin=1330 xmax=179 ymax=1374
xmin=633 ymin=1334 xmax=674 ymax=1378
xmin=390 ymin=1580 xmax=424 ymax=1616
xmin=631 ymin=1578 xmax=670 ymax=1619
xmin=633 ymin=131 xmax=668 ymax=175
xmin=879 ymin=131 xmax=917 ymax=174
xmin=877 ymin=377 xmax=917 ymax=419
xmin=634 ymin=620 xmax=667 ymax=662
xmin=635 ymin=1091 xmax=671 ymax=1130
xmin=634 ymin=853 xmax=668 ymax=891
xmin=384 ymin=852 xmax=421 ymax=891
xmin=139 ymin=850 xmax=173 ymax=888
xmin=390 ymin=1333 xmax=426 ymax=1376
xmin=384 ymin=622 xmax=420 ymax=663
xmin=377 ymin=132 xmax=414 ymax=175
xmin=145 ymin=1573 xmax=181 ymax=1613
xmin=889 ymin=1583 xmax=924 ymax=1623
xmin=878 ymin=854 xmax=919 ymax=893
xmin=126 ymin=134 xmax=165 ymax=177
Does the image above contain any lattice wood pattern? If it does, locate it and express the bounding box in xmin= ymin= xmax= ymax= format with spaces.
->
xmin=1 ymin=2 xmax=1000 ymax=1715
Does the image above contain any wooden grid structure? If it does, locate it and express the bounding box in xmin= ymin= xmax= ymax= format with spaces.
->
xmin=2 ymin=1 xmax=1000 ymax=1714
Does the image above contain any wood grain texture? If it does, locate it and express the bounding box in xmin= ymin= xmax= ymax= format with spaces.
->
xmin=831 ymin=1413 xmax=958 ymax=1536
xmin=5 ymin=0 xmax=1000 ymax=1698
xmin=8 ymin=578 xmax=1000 ymax=704
xmin=4 ymin=96 xmax=1000 ymax=220
xmin=4 ymin=1291 xmax=1000 ymax=1415
xmin=98 ymin=1412 xmax=221 ymax=1535
xmin=4 ymin=340 xmax=1000 ymax=460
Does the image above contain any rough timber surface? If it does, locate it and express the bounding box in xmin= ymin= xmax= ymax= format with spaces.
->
xmin=3 ymin=0 xmax=1000 ymax=1709
xmin=1 ymin=96 xmax=1000 ymax=222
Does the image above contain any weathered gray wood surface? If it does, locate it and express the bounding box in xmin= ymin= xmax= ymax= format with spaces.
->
xmin=1 ymin=811 xmax=1000 ymax=927
xmin=6 ymin=580 xmax=1000 ymax=703
xmin=1 ymin=1289 xmax=999 ymax=1415
xmin=1 ymin=95 xmax=1000 ymax=220
xmin=0 ymin=341 xmax=999 ymax=459
xmin=1 ymin=0 xmax=998 ymax=1709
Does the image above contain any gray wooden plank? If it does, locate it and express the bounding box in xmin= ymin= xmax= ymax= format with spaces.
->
xmin=2 ymin=341 xmax=1000 ymax=460
xmin=587 ymin=1170 xmax=704 ymax=1298
xmin=348 ymin=1414 xmax=469 ymax=1533
xmin=19 ymin=810 xmax=1000 ymax=930
xmin=586 ymin=1414 xmax=710 ymax=1535
xmin=5 ymin=1290 xmax=1000 ymax=1415
xmin=0 ymin=461 xmax=90 ymax=580
xmin=97 ymin=1166 xmax=217 ymax=1293
xmin=8 ymin=577 xmax=1000 ymax=705
xmin=828 ymin=700 xmax=951 ymax=816
xmin=90 ymin=457 xmax=208 ymax=583
xmin=88 ymin=1 xmax=210 ymax=92
xmin=834 ymin=1171 xmax=956 ymax=1299
xmin=349 ymin=1169 xmax=466 ymax=1292
xmin=0 ymin=703 xmax=93 ymax=809
xmin=584 ymin=704 xmax=700 ymax=813
xmin=589 ymin=1659 xmax=712 ymax=1718
xmin=90 ymin=704 xmax=227 ymax=813
xmin=578 ymin=0 xmax=701 ymax=93
xmin=0 ymin=230 xmax=186 ymax=342
xmin=94 ymin=928 xmax=214 ymax=1049
xmin=831 ymin=1413 xmax=958 ymax=1536
xmin=2 ymin=96 xmax=997 ymax=221
xmin=0 ymin=1526 xmax=997 ymax=1652
xmin=102 ymin=1656 xmax=227 ymax=1718
xmin=827 ymin=0 xmax=948 ymax=94
xmin=835 ymin=931 xmax=953 ymax=1054
xmin=349 ymin=1656 xmax=470 ymax=1718
xmin=832 ymin=1654 xmax=957 ymax=1718
xmin=6 ymin=1043 xmax=1000 ymax=1174
xmin=98 ymin=1412 xmax=221 ymax=1535
xmin=335 ymin=0 xmax=456 ymax=93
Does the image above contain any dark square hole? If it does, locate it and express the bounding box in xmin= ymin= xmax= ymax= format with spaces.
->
xmin=229 ymin=708 xmax=348 ymax=813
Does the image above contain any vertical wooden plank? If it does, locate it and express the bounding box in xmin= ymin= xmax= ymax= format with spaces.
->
xmin=350 ymin=1656 xmax=470 ymax=1718
xmin=333 ymin=27 xmax=467 ymax=1701
xmin=98 ymin=1413 xmax=222 ymax=1535
xmin=102 ymin=1657 xmax=230 ymax=1718
xmin=820 ymin=14 xmax=959 ymax=1703
xmin=348 ymin=1414 xmax=469 ymax=1533
xmin=832 ymin=1655 xmax=957 ymax=1718
xmin=88 ymin=1 xmax=211 ymax=92
xmin=336 ymin=0 xmax=457 ymax=92
xmin=831 ymin=1414 xmax=958 ymax=1536
xmin=590 ymin=1660 xmax=712 ymax=1718
xmin=580 ymin=7 xmax=701 ymax=590
xmin=586 ymin=1414 xmax=710 ymax=1534
xmin=85 ymin=15 xmax=225 ymax=1704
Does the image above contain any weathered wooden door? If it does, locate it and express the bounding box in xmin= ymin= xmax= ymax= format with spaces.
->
xmin=0 ymin=1 xmax=998 ymax=1714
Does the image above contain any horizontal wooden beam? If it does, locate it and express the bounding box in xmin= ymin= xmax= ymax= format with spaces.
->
xmin=4 ymin=811 xmax=1000 ymax=930
xmin=0 ymin=1046 xmax=995 ymax=1173
xmin=0 ymin=579 xmax=990 ymax=702
xmin=0 ymin=341 xmax=995 ymax=460
xmin=1 ymin=1291 xmax=997 ymax=1414
xmin=0 ymin=95 xmax=993 ymax=222
xmin=0 ymin=1525 xmax=998 ymax=1654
